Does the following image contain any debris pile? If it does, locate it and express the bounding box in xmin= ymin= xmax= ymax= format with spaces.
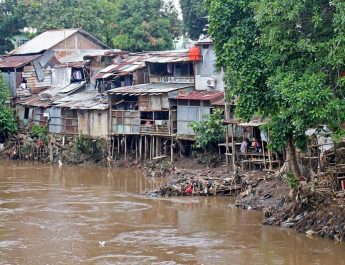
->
xmin=263 ymin=188 xmax=345 ymax=241
xmin=145 ymin=168 xmax=271 ymax=197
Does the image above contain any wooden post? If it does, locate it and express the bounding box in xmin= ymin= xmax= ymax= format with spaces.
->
xmin=262 ymin=138 xmax=267 ymax=170
xmin=135 ymin=136 xmax=138 ymax=162
xmin=139 ymin=136 xmax=142 ymax=161
xmin=144 ymin=135 xmax=147 ymax=162
xmin=149 ymin=136 xmax=152 ymax=160
xmin=268 ymin=129 xmax=272 ymax=169
xmin=111 ymin=136 xmax=115 ymax=158
xmin=156 ymin=136 xmax=160 ymax=157
xmin=117 ymin=135 xmax=120 ymax=154
xmin=231 ymin=124 xmax=236 ymax=171
xmin=124 ymin=136 xmax=127 ymax=160
xmin=170 ymin=137 xmax=174 ymax=163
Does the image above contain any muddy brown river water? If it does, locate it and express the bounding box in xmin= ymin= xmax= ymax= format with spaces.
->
xmin=0 ymin=160 xmax=345 ymax=265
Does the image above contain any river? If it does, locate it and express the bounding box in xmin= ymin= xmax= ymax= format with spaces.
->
xmin=0 ymin=160 xmax=344 ymax=265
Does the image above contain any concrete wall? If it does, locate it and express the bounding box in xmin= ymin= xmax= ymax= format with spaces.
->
xmin=195 ymin=45 xmax=224 ymax=92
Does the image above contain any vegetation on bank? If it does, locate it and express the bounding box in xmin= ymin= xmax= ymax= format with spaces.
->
xmin=0 ymin=76 xmax=16 ymax=141
xmin=206 ymin=0 xmax=345 ymax=177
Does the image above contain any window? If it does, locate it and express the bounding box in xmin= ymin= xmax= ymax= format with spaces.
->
xmin=150 ymin=63 xmax=168 ymax=76
xmin=175 ymin=62 xmax=193 ymax=76
xmin=24 ymin=107 xmax=29 ymax=119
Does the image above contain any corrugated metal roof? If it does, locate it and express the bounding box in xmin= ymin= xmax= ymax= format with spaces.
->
xmin=211 ymin=98 xmax=225 ymax=106
xmin=95 ymin=54 xmax=147 ymax=79
xmin=53 ymin=92 xmax=109 ymax=110
xmin=0 ymin=55 xmax=41 ymax=68
xmin=108 ymin=83 xmax=193 ymax=95
xmin=60 ymin=81 xmax=86 ymax=93
xmin=10 ymin=29 xmax=79 ymax=55
xmin=144 ymin=50 xmax=191 ymax=63
xmin=175 ymin=91 xmax=224 ymax=101
xmin=10 ymin=28 xmax=110 ymax=55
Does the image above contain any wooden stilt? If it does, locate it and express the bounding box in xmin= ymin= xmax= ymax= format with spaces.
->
xmin=268 ymin=129 xmax=272 ymax=169
xmin=135 ymin=136 xmax=138 ymax=162
xmin=156 ymin=136 xmax=160 ymax=157
xmin=231 ymin=124 xmax=236 ymax=171
xmin=144 ymin=135 xmax=147 ymax=162
xmin=149 ymin=136 xmax=152 ymax=160
xmin=117 ymin=135 xmax=120 ymax=154
xmin=262 ymin=138 xmax=266 ymax=170
xmin=124 ymin=136 xmax=127 ymax=160
xmin=139 ymin=136 xmax=142 ymax=161
xmin=111 ymin=136 xmax=115 ymax=158
xmin=170 ymin=138 xmax=174 ymax=163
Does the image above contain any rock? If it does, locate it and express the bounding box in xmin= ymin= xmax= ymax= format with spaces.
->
xmin=306 ymin=230 xmax=317 ymax=237
xmin=336 ymin=192 xmax=345 ymax=198
xmin=281 ymin=222 xmax=295 ymax=228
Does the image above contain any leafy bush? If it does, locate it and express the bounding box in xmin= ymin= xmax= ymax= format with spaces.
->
xmin=31 ymin=124 xmax=47 ymax=139
xmin=189 ymin=109 xmax=225 ymax=149
xmin=0 ymin=76 xmax=17 ymax=140
xmin=285 ymin=171 xmax=299 ymax=190
xmin=74 ymin=136 xmax=103 ymax=155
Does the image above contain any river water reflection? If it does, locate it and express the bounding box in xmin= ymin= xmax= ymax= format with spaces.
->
xmin=0 ymin=160 xmax=344 ymax=265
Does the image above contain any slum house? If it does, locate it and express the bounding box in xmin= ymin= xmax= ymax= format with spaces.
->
xmin=15 ymin=49 xmax=115 ymax=132
xmin=145 ymin=50 xmax=196 ymax=84
xmin=175 ymin=91 xmax=224 ymax=140
xmin=222 ymin=117 xmax=282 ymax=171
xmin=108 ymin=83 xmax=194 ymax=161
xmin=94 ymin=53 xmax=148 ymax=93
xmin=5 ymin=29 xmax=111 ymax=132
xmin=193 ymin=37 xmax=225 ymax=92
xmin=0 ymin=52 xmax=58 ymax=98
xmin=51 ymin=92 xmax=109 ymax=138
xmin=1 ymin=28 xmax=109 ymax=99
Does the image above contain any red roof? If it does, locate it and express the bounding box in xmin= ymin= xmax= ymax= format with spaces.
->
xmin=175 ymin=91 xmax=224 ymax=101
xmin=0 ymin=55 xmax=41 ymax=69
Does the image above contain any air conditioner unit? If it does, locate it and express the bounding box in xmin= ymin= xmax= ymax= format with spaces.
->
xmin=206 ymin=77 xmax=216 ymax=88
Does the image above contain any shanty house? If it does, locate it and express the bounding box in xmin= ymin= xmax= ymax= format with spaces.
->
xmin=108 ymin=83 xmax=193 ymax=136
xmin=146 ymin=50 xmax=195 ymax=84
xmin=94 ymin=53 xmax=148 ymax=93
xmin=51 ymin=92 xmax=109 ymax=137
xmin=175 ymin=91 xmax=224 ymax=139
xmin=1 ymin=29 xmax=109 ymax=98
xmin=193 ymin=37 xmax=224 ymax=91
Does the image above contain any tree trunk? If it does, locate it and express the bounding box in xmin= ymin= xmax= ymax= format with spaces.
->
xmin=287 ymin=136 xmax=301 ymax=178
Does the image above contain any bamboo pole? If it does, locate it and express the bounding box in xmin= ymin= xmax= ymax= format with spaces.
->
xmin=170 ymin=138 xmax=174 ymax=163
xmin=268 ymin=129 xmax=272 ymax=169
xmin=139 ymin=136 xmax=142 ymax=161
xmin=117 ymin=135 xmax=120 ymax=154
xmin=231 ymin=124 xmax=236 ymax=171
xmin=124 ymin=136 xmax=127 ymax=160
xmin=144 ymin=135 xmax=147 ymax=162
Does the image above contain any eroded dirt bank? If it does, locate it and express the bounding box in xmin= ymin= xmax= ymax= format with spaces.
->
xmin=145 ymin=158 xmax=345 ymax=242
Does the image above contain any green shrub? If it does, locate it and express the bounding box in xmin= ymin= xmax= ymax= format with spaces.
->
xmin=285 ymin=171 xmax=299 ymax=190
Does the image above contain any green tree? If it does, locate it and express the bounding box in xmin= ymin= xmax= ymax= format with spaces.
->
xmin=0 ymin=76 xmax=17 ymax=140
xmin=23 ymin=0 xmax=116 ymax=45
xmin=0 ymin=0 xmax=26 ymax=53
xmin=111 ymin=0 xmax=181 ymax=51
xmin=180 ymin=0 xmax=208 ymax=40
xmin=206 ymin=0 xmax=345 ymax=177
xmin=189 ymin=109 xmax=225 ymax=150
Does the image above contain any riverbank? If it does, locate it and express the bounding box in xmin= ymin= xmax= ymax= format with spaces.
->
xmin=145 ymin=161 xmax=345 ymax=242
